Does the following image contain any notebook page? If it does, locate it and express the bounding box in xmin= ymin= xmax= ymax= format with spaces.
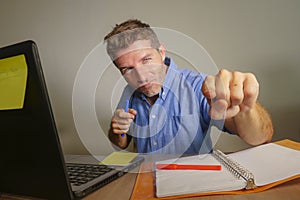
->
xmin=155 ymin=154 xmax=246 ymax=197
xmin=229 ymin=143 xmax=300 ymax=186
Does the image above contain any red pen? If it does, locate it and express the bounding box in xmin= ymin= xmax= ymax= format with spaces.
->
xmin=156 ymin=164 xmax=222 ymax=171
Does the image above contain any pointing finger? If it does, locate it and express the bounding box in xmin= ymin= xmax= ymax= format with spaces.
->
xmin=202 ymin=75 xmax=216 ymax=104
xmin=215 ymin=69 xmax=231 ymax=105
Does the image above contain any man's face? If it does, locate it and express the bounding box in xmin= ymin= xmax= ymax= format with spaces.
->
xmin=115 ymin=40 xmax=167 ymax=97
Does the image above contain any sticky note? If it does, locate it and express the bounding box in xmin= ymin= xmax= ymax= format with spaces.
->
xmin=100 ymin=152 xmax=138 ymax=166
xmin=0 ymin=55 xmax=27 ymax=110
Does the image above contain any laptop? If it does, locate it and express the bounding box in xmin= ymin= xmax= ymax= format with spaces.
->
xmin=0 ymin=40 xmax=144 ymax=199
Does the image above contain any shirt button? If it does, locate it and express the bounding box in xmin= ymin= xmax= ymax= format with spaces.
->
xmin=153 ymin=141 xmax=157 ymax=146
xmin=151 ymin=115 xmax=156 ymax=119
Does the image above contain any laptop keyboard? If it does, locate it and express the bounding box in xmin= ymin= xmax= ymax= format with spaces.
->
xmin=66 ymin=163 xmax=114 ymax=186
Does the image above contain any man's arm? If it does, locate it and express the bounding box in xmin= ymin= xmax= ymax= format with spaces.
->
xmin=202 ymin=69 xmax=274 ymax=145
xmin=108 ymin=126 xmax=130 ymax=149
xmin=224 ymin=102 xmax=273 ymax=145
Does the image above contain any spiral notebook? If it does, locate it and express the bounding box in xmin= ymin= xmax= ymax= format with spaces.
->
xmin=130 ymin=140 xmax=300 ymax=199
xmin=155 ymin=142 xmax=300 ymax=197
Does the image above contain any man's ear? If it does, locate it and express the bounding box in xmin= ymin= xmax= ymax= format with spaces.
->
xmin=158 ymin=44 xmax=166 ymax=61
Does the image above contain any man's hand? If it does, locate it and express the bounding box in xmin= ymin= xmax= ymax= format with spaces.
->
xmin=108 ymin=108 xmax=137 ymax=149
xmin=111 ymin=108 xmax=137 ymax=135
xmin=202 ymin=69 xmax=259 ymax=120
xmin=202 ymin=69 xmax=273 ymax=145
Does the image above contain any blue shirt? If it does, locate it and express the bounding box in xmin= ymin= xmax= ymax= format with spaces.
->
xmin=117 ymin=57 xmax=224 ymax=155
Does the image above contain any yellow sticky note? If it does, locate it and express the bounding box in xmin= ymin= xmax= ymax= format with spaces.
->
xmin=0 ymin=55 xmax=27 ymax=110
xmin=101 ymin=152 xmax=138 ymax=166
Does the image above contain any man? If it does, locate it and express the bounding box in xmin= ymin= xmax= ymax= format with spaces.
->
xmin=104 ymin=19 xmax=273 ymax=154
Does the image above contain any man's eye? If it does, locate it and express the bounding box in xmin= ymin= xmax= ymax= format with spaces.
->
xmin=143 ymin=57 xmax=152 ymax=63
xmin=121 ymin=67 xmax=133 ymax=74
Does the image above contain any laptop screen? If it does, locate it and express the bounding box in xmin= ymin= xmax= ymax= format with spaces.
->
xmin=0 ymin=41 xmax=73 ymax=199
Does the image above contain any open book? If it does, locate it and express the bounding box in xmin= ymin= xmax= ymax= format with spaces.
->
xmin=155 ymin=142 xmax=300 ymax=197
xmin=130 ymin=140 xmax=300 ymax=199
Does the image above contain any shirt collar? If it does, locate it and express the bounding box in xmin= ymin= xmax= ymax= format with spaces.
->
xmin=160 ymin=57 xmax=178 ymax=101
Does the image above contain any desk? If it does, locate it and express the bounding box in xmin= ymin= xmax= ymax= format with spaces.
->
xmin=79 ymin=170 xmax=300 ymax=200
xmin=83 ymin=139 xmax=300 ymax=200
xmin=2 ymin=140 xmax=300 ymax=200
xmin=2 ymin=172 xmax=300 ymax=200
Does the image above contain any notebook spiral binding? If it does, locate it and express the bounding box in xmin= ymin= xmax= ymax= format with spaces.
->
xmin=212 ymin=149 xmax=257 ymax=190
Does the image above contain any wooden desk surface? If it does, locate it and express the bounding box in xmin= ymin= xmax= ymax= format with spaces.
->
xmin=2 ymin=173 xmax=300 ymax=200
xmin=83 ymin=139 xmax=300 ymax=200
xmin=2 ymin=139 xmax=300 ymax=200
xmin=81 ymin=171 xmax=300 ymax=200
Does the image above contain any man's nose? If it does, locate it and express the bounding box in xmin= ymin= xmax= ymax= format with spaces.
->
xmin=134 ymin=65 xmax=148 ymax=84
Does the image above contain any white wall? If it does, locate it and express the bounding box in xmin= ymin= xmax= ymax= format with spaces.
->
xmin=1 ymin=0 xmax=299 ymax=154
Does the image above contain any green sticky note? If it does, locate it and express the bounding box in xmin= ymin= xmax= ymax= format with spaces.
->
xmin=100 ymin=152 xmax=138 ymax=166
xmin=0 ymin=55 xmax=28 ymax=110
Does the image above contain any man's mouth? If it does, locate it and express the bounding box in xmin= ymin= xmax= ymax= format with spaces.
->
xmin=140 ymin=82 xmax=152 ymax=90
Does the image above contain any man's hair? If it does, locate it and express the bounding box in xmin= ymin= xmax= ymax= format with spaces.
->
xmin=104 ymin=19 xmax=161 ymax=61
